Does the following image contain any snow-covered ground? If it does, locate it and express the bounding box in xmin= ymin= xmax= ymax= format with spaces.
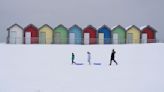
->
xmin=0 ymin=43 xmax=164 ymax=92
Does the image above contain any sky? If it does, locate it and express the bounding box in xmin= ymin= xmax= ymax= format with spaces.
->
xmin=0 ymin=0 xmax=164 ymax=42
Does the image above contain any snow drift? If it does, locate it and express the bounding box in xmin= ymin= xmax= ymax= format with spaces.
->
xmin=0 ymin=43 xmax=164 ymax=92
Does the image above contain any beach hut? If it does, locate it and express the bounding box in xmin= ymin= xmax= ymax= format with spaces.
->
xmin=112 ymin=25 xmax=126 ymax=44
xmin=69 ymin=25 xmax=82 ymax=44
xmin=126 ymin=25 xmax=141 ymax=43
xmin=7 ymin=24 xmax=24 ymax=44
xmin=141 ymin=25 xmax=157 ymax=43
xmin=39 ymin=24 xmax=53 ymax=44
xmin=98 ymin=25 xmax=111 ymax=44
xmin=83 ymin=25 xmax=97 ymax=44
xmin=24 ymin=24 xmax=39 ymax=44
xmin=53 ymin=24 xmax=68 ymax=44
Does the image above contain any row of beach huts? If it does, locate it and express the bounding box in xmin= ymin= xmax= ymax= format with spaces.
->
xmin=7 ymin=24 xmax=157 ymax=44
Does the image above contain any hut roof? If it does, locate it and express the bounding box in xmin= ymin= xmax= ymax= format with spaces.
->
xmin=39 ymin=24 xmax=53 ymax=30
xmin=140 ymin=25 xmax=157 ymax=32
xmin=7 ymin=24 xmax=23 ymax=31
xmin=112 ymin=25 xmax=126 ymax=31
xmin=126 ymin=25 xmax=140 ymax=31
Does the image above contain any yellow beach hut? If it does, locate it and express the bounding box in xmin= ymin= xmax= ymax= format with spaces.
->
xmin=126 ymin=25 xmax=141 ymax=43
xmin=39 ymin=24 xmax=53 ymax=44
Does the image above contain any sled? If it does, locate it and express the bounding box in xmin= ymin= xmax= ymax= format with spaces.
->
xmin=75 ymin=63 xmax=84 ymax=65
xmin=93 ymin=63 xmax=101 ymax=65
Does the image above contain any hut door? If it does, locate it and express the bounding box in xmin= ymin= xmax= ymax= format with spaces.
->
xmin=54 ymin=32 xmax=61 ymax=44
xmin=40 ymin=32 xmax=46 ymax=44
xmin=127 ymin=33 xmax=133 ymax=43
xmin=25 ymin=32 xmax=31 ymax=44
xmin=10 ymin=31 xmax=16 ymax=44
xmin=98 ymin=33 xmax=104 ymax=44
xmin=69 ymin=33 xmax=75 ymax=44
xmin=113 ymin=33 xmax=118 ymax=44
xmin=142 ymin=33 xmax=147 ymax=43
xmin=84 ymin=33 xmax=90 ymax=45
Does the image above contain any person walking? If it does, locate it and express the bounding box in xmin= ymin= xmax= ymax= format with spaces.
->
xmin=87 ymin=52 xmax=91 ymax=65
xmin=109 ymin=49 xmax=118 ymax=66
xmin=72 ymin=53 xmax=76 ymax=64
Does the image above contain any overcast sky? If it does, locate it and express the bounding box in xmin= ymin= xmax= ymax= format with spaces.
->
xmin=0 ymin=0 xmax=164 ymax=42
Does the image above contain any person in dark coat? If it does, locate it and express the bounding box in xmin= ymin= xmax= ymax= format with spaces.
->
xmin=110 ymin=49 xmax=118 ymax=65
xmin=72 ymin=53 xmax=75 ymax=64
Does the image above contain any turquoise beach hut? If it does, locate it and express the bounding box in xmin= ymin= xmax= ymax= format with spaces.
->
xmin=69 ymin=25 xmax=82 ymax=44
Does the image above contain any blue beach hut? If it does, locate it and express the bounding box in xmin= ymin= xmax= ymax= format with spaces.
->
xmin=98 ymin=25 xmax=112 ymax=44
xmin=69 ymin=25 xmax=82 ymax=44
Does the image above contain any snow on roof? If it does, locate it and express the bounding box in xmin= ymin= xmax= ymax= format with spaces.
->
xmin=125 ymin=25 xmax=141 ymax=31
xmin=111 ymin=25 xmax=126 ymax=30
xmin=111 ymin=25 xmax=119 ymax=30
xmin=140 ymin=25 xmax=157 ymax=32
xmin=125 ymin=25 xmax=134 ymax=30
xmin=140 ymin=25 xmax=148 ymax=30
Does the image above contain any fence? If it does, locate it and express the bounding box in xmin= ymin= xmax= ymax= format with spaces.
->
xmin=6 ymin=37 xmax=160 ymax=45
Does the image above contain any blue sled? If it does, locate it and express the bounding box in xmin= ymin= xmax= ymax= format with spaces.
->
xmin=93 ymin=63 xmax=102 ymax=65
xmin=75 ymin=63 xmax=84 ymax=65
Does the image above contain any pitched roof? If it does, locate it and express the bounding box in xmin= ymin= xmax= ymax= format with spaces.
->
xmin=112 ymin=25 xmax=126 ymax=31
xmin=54 ymin=24 xmax=68 ymax=30
xmin=126 ymin=25 xmax=140 ymax=31
xmin=99 ymin=25 xmax=111 ymax=29
xmin=69 ymin=24 xmax=82 ymax=31
xmin=39 ymin=24 xmax=53 ymax=30
xmin=84 ymin=25 xmax=97 ymax=31
xmin=7 ymin=24 xmax=23 ymax=31
xmin=140 ymin=25 xmax=157 ymax=32
xmin=24 ymin=24 xmax=38 ymax=30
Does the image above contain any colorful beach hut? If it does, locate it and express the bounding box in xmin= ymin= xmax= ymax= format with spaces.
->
xmin=53 ymin=24 xmax=68 ymax=44
xmin=69 ymin=25 xmax=82 ymax=44
xmin=7 ymin=24 xmax=24 ymax=44
xmin=24 ymin=24 xmax=39 ymax=44
xmin=126 ymin=25 xmax=141 ymax=43
xmin=141 ymin=25 xmax=157 ymax=43
xmin=97 ymin=25 xmax=111 ymax=44
xmin=112 ymin=25 xmax=126 ymax=44
xmin=83 ymin=25 xmax=97 ymax=44
xmin=39 ymin=24 xmax=53 ymax=44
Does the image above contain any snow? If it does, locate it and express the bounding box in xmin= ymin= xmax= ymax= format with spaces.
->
xmin=140 ymin=25 xmax=148 ymax=30
xmin=125 ymin=25 xmax=137 ymax=30
xmin=111 ymin=25 xmax=120 ymax=30
xmin=0 ymin=43 xmax=164 ymax=92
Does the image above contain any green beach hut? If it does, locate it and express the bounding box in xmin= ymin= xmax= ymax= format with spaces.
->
xmin=112 ymin=25 xmax=126 ymax=44
xmin=53 ymin=24 xmax=68 ymax=44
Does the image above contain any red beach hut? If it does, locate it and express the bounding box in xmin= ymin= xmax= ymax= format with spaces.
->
xmin=83 ymin=25 xmax=97 ymax=44
xmin=141 ymin=25 xmax=157 ymax=43
xmin=24 ymin=24 xmax=39 ymax=44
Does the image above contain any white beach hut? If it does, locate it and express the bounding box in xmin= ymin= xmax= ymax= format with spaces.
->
xmin=7 ymin=24 xmax=24 ymax=44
